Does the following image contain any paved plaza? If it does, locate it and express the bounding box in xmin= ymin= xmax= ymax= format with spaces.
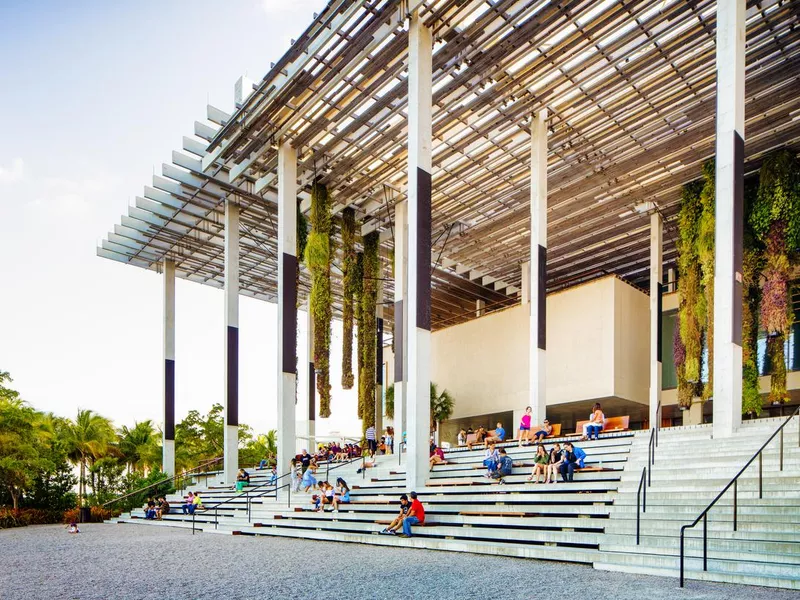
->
xmin=1 ymin=523 xmax=797 ymax=600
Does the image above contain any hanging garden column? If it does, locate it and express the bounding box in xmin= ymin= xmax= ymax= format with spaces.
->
xmin=406 ymin=11 xmax=432 ymax=490
xmin=162 ymin=258 xmax=176 ymax=477
xmin=649 ymin=212 xmax=663 ymax=430
xmin=394 ymin=199 xmax=408 ymax=461
xmin=713 ymin=0 xmax=745 ymax=438
xmin=529 ymin=109 xmax=548 ymax=428
xmin=304 ymin=297 xmax=316 ymax=452
xmin=277 ymin=142 xmax=298 ymax=476
xmin=223 ymin=198 xmax=240 ymax=484
xmin=375 ymin=281 xmax=384 ymax=440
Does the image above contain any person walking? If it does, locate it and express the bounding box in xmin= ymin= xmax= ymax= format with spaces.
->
xmin=366 ymin=425 xmax=377 ymax=455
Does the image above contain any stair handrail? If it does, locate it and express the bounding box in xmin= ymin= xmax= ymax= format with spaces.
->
xmin=636 ymin=427 xmax=659 ymax=545
xmin=679 ymin=406 xmax=800 ymax=587
xmin=103 ymin=456 xmax=223 ymax=508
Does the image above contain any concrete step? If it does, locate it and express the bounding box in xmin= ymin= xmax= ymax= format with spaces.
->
xmin=601 ymin=532 xmax=800 ymax=555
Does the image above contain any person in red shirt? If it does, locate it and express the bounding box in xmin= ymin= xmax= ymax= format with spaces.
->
xmin=429 ymin=442 xmax=446 ymax=470
xmin=399 ymin=491 xmax=425 ymax=537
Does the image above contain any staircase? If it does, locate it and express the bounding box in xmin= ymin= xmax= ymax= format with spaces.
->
xmin=111 ymin=434 xmax=634 ymax=563
xmin=595 ymin=417 xmax=800 ymax=590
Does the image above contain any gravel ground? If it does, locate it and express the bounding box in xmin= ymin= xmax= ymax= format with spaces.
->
xmin=1 ymin=523 xmax=797 ymax=600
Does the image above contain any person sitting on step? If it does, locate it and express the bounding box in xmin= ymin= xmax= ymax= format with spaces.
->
xmin=356 ymin=451 xmax=375 ymax=474
xmin=235 ymin=468 xmax=251 ymax=491
xmin=156 ymin=497 xmax=170 ymax=520
xmin=398 ymin=491 xmax=425 ymax=538
xmin=379 ymin=494 xmax=410 ymax=535
xmin=490 ymin=448 xmax=514 ymax=483
xmin=559 ymin=442 xmax=586 ymax=482
xmin=548 ymin=443 xmax=564 ymax=484
xmin=467 ymin=426 xmax=485 ymax=450
xmin=181 ymin=492 xmax=195 ymax=514
xmin=482 ymin=442 xmax=499 ymax=477
xmin=532 ymin=419 xmax=553 ymax=443
xmin=429 ymin=442 xmax=446 ymax=470
xmin=527 ymin=444 xmax=550 ymax=483
xmin=484 ymin=422 xmax=506 ymax=444
xmin=581 ymin=403 xmax=605 ymax=441
xmin=332 ymin=477 xmax=350 ymax=512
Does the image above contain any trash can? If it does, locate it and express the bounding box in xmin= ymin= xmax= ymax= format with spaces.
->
xmin=79 ymin=506 xmax=92 ymax=523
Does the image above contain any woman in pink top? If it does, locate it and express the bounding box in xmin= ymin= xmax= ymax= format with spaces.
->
xmin=518 ymin=406 xmax=532 ymax=447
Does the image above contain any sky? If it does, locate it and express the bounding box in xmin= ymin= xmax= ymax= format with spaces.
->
xmin=0 ymin=0 xmax=366 ymax=438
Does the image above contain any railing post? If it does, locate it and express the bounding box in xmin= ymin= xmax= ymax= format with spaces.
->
xmin=327 ymin=461 xmax=330 ymax=482
xmin=247 ymin=492 xmax=251 ymax=523
xmin=192 ymin=511 xmax=195 ymax=535
xmin=780 ymin=428 xmax=784 ymax=471
xmin=759 ymin=452 xmax=763 ymax=500
xmin=733 ymin=480 xmax=738 ymax=532
xmin=287 ymin=483 xmax=291 ymax=508
xmin=362 ymin=455 xmax=366 ymax=480
xmin=215 ymin=507 xmax=218 ymax=530
xmin=679 ymin=528 xmax=685 ymax=588
xmin=703 ymin=513 xmax=708 ymax=572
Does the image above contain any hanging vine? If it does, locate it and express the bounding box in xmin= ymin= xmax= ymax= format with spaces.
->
xmin=359 ymin=232 xmax=379 ymax=434
xmin=354 ymin=252 xmax=365 ymax=419
xmin=751 ymin=150 xmax=800 ymax=405
xmin=305 ymin=181 xmax=333 ymax=417
xmin=742 ymin=178 xmax=764 ymax=416
xmin=676 ymin=180 xmax=704 ymax=406
xmin=340 ymin=208 xmax=357 ymax=390
xmin=696 ymin=160 xmax=715 ymax=401
xmin=295 ymin=201 xmax=309 ymax=401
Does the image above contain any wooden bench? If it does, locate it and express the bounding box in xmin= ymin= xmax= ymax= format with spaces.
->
xmin=574 ymin=415 xmax=630 ymax=436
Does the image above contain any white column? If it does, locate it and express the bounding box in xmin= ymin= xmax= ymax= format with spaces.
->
xmin=406 ymin=12 xmax=432 ymax=490
xmin=162 ymin=259 xmax=176 ymax=477
xmin=529 ymin=109 xmax=548 ymax=428
xmin=521 ymin=261 xmax=531 ymax=305
xmin=277 ymin=142 xmax=299 ymax=476
xmin=393 ymin=200 xmax=408 ymax=462
xmin=375 ymin=281 xmax=384 ymax=440
xmin=713 ymin=0 xmax=745 ymax=439
xmin=649 ymin=212 xmax=663 ymax=431
xmin=475 ymin=299 xmax=485 ymax=317
xmin=223 ymin=199 xmax=239 ymax=484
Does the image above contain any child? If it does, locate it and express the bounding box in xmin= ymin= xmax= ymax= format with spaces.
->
xmin=67 ymin=522 xmax=80 ymax=534
xmin=332 ymin=478 xmax=350 ymax=512
xmin=302 ymin=460 xmax=318 ymax=492
xmin=291 ymin=464 xmax=303 ymax=493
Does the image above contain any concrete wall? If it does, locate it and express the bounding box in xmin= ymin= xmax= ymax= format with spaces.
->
xmin=613 ymin=278 xmax=651 ymax=404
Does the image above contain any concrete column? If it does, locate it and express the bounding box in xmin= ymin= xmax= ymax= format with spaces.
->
xmin=520 ymin=261 xmax=531 ymax=305
xmin=375 ymin=282 xmax=384 ymax=440
xmin=394 ymin=199 xmax=408 ymax=462
xmin=406 ymin=12 xmax=432 ymax=490
xmin=649 ymin=212 xmax=663 ymax=431
xmin=476 ymin=299 xmax=485 ymax=317
xmin=223 ymin=199 xmax=239 ymax=484
xmin=302 ymin=298 xmax=316 ymax=452
xmin=529 ymin=109 xmax=548 ymax=428
xmin=713 ymin=0 xmax=745 ymax=439
xmin=277 ymin=142 xmax=298 ymax=475
xmin=162 ymin=259 xmax=176 ymax=477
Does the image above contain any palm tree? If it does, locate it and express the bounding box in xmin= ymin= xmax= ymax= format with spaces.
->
xmin=61 ymin=409 xmax=115 ymax=505
xmin=430 ymin=383 xmax=455 ymax=443
xmin=118 ymin=420 xmax=161 ymax=474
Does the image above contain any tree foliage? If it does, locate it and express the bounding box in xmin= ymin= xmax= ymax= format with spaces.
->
xmin=341 ymin=207 xmax=358 ymax=390
xmin=359 ymin=232 xmax=380 ymax=434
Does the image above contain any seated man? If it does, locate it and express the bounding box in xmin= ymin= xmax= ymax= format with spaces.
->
xmin=484 ymin=422 xmax=506 ymax=444
xmin=558 ymin=442 xmax=585 ymax=482
xmin=399 ymin=491 xmax=425 ymax=538
xmin=490 ymin=448 xmax=514 ymax=483
xmin=379 ymin=494 xmax=410 ymax=535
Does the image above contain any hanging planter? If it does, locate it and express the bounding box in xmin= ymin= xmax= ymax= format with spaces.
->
xmin=340 ymin=208 xmax=357 ymax=390
xmin=354 ymin=252 xmax=365 ymax=420
xmin=696 ymin=161 xmax=715 ymax=401
xmin=305 ymin=181 xmax=333 ymax=418
xmin=358 ymin=232 xmax=379 ymax=435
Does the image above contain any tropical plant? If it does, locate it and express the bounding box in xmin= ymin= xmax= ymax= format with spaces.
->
xmin=60 ymin=409 xmax=116 ymax=506
xmin=341 ymin=207 xmax=357 ymax=390
xmin=118 ymin=420 xmax=161 ymax=474
xmin=384 ymin=383 xmax=394 ymax=419
xmin=240 ymin=430 xmax=278 ymax=468
xmin=0 ymin=394 xmax=50 ymax=511
xmin=359 ymin=232 xmax=380 ymax=434
xmin=306 ymin=180 xmax=333 ymax=417
xmin=430 ymin=383 xmax=455 ymax=434
xmin=696 ymin=161 xmax=715 ymax=400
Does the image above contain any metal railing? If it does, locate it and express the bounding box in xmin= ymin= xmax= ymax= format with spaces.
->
xmin=679 ymin=407 xmax=800 ymax=587
xmin=636 ymin=427 xmax=658 ymax=545
xmin=103 ymin=456 xmax=223 ymax=509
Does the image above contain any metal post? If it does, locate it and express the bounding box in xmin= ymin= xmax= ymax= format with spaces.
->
xmin=192 ymin=511 xmax=196 ymax=535
xmin=247 ymin=492 xmax=251 ymax=523
xmin=703 ymin=514 xmax=708 ymax=571
xmin=733 ymin=479 xmax=738 ymax=531
xmin=215 ymin=507 xmax=218 ymax=530
xmin=679 ymin=529 xmax=685 ymax=587
xmin=780 ymin=428 xmax=784 ymax=471
xmin=287 ymin=483 xmax=291 ymax=508
xmin=759 ymin=452 xmax=763 ymax=499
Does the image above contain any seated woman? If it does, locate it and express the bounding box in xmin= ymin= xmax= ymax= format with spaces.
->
xmin=467 ymin=426 xmax=485 ymax=451
xmin=482 ymin=442 xmax=499 ymax=477
xmin=235 ymin=468 xmax=251 ymax=491
xmin=547 ymin=443 xmax=564 ymax=484
xmin=532 ymin=419 xmax=553 ymax=442
xmin=356 ymin=451 xmax=375 ymax=474
xmin=581 ymin=403 xmax=605 ymax=441
xmin=527 ymin=444 xmax=550 ymax=483
xmin=429 ymin=443 xmax=446 ymax=470
xmin=457 ymin=429 xmax=467 ymax=447
xmin=332 ymin=477 xmax=350 ymax=512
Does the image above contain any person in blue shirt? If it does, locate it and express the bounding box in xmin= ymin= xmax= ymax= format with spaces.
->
xmin=490 ymin=448 xmax=514 ymax=483
xmin=559 ymin=442 xmax=586 ymax=482
xmin=485 ymin=422 xmax=506 ymax=444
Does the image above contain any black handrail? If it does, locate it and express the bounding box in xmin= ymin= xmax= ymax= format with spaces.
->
xmin=103 ymin=456 xmax=223 ymax=508
xmin=636 ymin=427 xmax=658 ymax=545
xmin=636 ymin=466 xmax=647 ymax=545
xmin=679 ymin=407 xmax=800 ymax=587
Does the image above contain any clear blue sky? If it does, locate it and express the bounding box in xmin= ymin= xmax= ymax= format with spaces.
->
xmin=0 ymin=0 xmax=362 ymax=437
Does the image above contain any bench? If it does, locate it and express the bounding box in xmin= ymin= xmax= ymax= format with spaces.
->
xmin=574 ymin=415 xmax=630 ymax=436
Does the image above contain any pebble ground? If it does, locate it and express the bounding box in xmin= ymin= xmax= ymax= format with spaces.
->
xmin=1 ymin=523 xmax=797 ymax=600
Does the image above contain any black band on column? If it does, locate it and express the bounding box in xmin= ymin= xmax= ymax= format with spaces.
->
xmin=282 ymin=253 xmax=298 ymax=373
xmin=308 ymin=362 xmax=315 ymax=422
xmin=164 ymin=359 xmax=175 ymax=440
xmin=417 ymin=167 xmax=432 ymax=331
xmin=537 ymin=245 xmax=547 ymax=351
xmin=394 ymin=300 xmax=404 ymax=381
xmin=227 ymin=326 xmax=239 ymax=426
xmin=732 ymin=131 xmax=744 ymax=347
xmin=376 ymin=317 xmax=384 ymax=385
